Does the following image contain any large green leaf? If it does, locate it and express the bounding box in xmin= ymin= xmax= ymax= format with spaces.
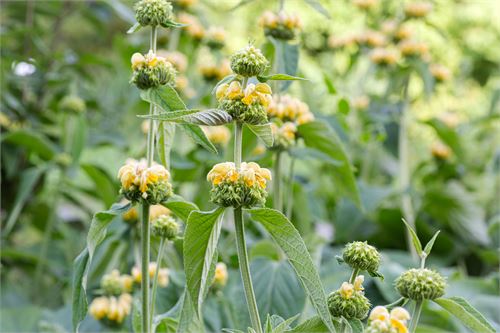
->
xmin=257 ymin=74 xmax=306 ymax=82
xmin=252 ymin=258 xmax=306 ymax=322
xmin=289 ymin=315 xmax=329 ymax=332
xmin=144 ymin=109 xmax=233 ymax=126
xmin=248 ymin=208 xmax=335 ymax=333
xmin=2 ymin=130 xmax=58 ymax=160
xmin=157 ymin=121 xmax=176 ymax=169
xmin=246 ymin=123 xmax=274 ymax=147
xmin=164 ymin=195 xmax=199 ymax=222
xmin=71 ymin=202 xmax=131 ymax=332
xmin=298 ymin=121 xmax=360 ymax=207
xmin=183 ymin=208 xmax=225 ymax=317
xmin=434 ymin=297 xmax=495 ymax=333
xmin=81 ymin=164 xmax=118 ymax=207
xmin=176 ymin=290 xmax=205 ymax=333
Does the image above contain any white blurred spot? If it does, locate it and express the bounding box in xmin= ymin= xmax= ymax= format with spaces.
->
xmin=13 ymin=61 xmax=36 ymax=76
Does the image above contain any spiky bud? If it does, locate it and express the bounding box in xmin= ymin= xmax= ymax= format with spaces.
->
xmin=342 ymin=241 xmax=381 ymax=273
xmin=134 ymin=0 xmax=173 ymax=27
xmin=230 ymin=45 xmax=268 ymax=77
xmin=395 ymin=268 xmax=446 ymax=300
xmin=151 ymin=214 xmax=179 ymax=240
xmin=327 ymin=281 xmax=371 ymax=319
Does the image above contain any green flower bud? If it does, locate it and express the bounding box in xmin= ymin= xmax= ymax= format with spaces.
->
xmin=59 ymin=95 xmax=86 ymax=113
xmin=131 ymin=51 xmax=176 ymax=90
xmin=134 ymin=0 xmax=173 ymax=28
xmin=328 ymin=282 xmax=371 ymax=319
xmin=101 ymin=270 xmax=124 ymax=296
xmin=151 ymin=214 xmax=179 ymax=240
xmin=395 ymin=268 xmax=446 ymax=301
xmin=342 ymin=241 xmax=381 ymax=273
xmin=230 ymin=45 xmax=268 ymax=77
xmin=219 ymin=99 xmax=268 ymax=125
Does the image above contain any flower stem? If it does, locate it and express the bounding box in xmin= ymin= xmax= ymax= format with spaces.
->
xmin=234 ymin=207 xmax=262 ymax=333
xmin=234 ymin=122 xmax=243 ymax=168
xmin=409 ymin=300 xmax=423 ymax=333
xmin=285 ymin=157 xmax=295 ymax=219
xmin=349 ymin=268 xmax=360 ymax=284
xmin=150 ymin=237 xmax=166 ymax=328
xmin=141 ymin=203 xmax=151 ymax=333
xmin=274 ymin=150 xmax=283 ymax=211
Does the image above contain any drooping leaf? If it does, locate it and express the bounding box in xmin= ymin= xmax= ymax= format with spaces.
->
xmin=2 ymin=130 xmax=58 ymax=160
xmin=127 ymin=22 xmax=141 ymax=34
xmin=162 ymin=20 xmax=188 ymax=28
xmin=81 ymin=164 xmax=118 ymax=207
xmin=304 ymin=0 xmax=331 ymax=18
xmin=177 ymin=289 xmax=205 ymax=333
xmin=180 ymin=123 xmax=218 ymax=154
xmin=401 ymin=218 xmax=423 ymax=257
xmin=157 ymin=121 xmax=176 ymax=169
xmin=246 ymin=123 xmax=274 ymax=147
xmin=423 ymin=230 xmax=441 ymax=256
xmin=72 ymin=249 xmax=89 ymax=332
xmin=257 ymin=74 xmax=306 ymax=82
xmin=144 ymin=109 xmax=233 ymax=126
xmin=434 ymin=297 xmax=495 ymax=333
xmin=183 ymin=208 xmax=225 ymax=317
xmin=164 ymin=195 xmax=199 ymax=222
xmin=298 ymin=121 xmax=360 ymax=207
xmin=323 ymin=73 xmax=337 ymax=95
xmin=249 ymin=208 xmax=335 ymax=333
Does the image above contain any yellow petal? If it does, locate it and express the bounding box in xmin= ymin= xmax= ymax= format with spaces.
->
xmin=255 ymin=83 xmax=272 ymax=94
xmin=216 ymin=83 xmax=229 ymax=100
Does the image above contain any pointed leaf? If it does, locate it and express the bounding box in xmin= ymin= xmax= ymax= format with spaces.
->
xmin=127 ymin=22 xmax=141 ymax=34
xmin=72 ymin=249 xmax=89 ymax=332
xmin=249 ymin=208 xmax=335 ymax=333
xmin=180 ymin=123 xmax=218 ymax=154
xmin=246 ymin=123 xmax=274 ymax=147
xmin=423 ymin=230 xmax=441 ymax=256
xmin=145 ymin=109 xmax=233 ymax=126
xmin=163 ymin=195 xmax=199 ymax=222
xmin=162 ymin=20 xmax=187 ymax=28
xmin=434 ymin=297 xmax=495 ymax=333
xmin=257 ymin=74 xmax=306 ymax=82
xmin=401 ymin=218 xmax=422 ymax=256
xmin=2 ymin=130 xmax=58 ymax=160
xmin=184 ymin=208 xmax=225 ymax=317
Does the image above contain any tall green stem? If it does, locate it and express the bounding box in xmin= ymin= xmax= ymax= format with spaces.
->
xmin=409 ymin=300 xmax=423 ymax=333
xmin=349 ymin=268 xmax=360 ymax=284
xmin=234 ymin=122 xmax=243 ymax=168
xmin=285 ymin=157 xmax=295 ymax=219
xmin=141 ymin=204 xmax=151 ymax=333
xmin=274 ymin=151 xmax=283 ymax=211
xmin=150 ymin=238 xmax=166 ymax=327
xmin=234 ymin=207 xmax=262 ymax=333
xmin=398 ymin=76 xmax=418 ymax=261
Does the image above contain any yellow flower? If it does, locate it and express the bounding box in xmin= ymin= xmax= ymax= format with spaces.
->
xmin=281 ymin=122 xmax=297 ymax=140
xmin=404 ymin=1 xmax=432 ymax=18
xmin=118 ymin=164 xmax=137 ymax=190
xmin=242 ymin=83 xmax=272 ymax=107
xmin=399 ymin=40 xmax=428 ymax=57
xmin=242 ymin=162 xmax=271 ymax=189
xmin=431 ymin=142 xmax=451 ymax=160
xmin=252 ymin=144 xmax=266 ymax=156
xmin=157 ymin=50 xmax=187 ymax=72
xmin=369 ymin=305 xmax=390 ymax=321
xmin=121 ymin=275 xmax=134 ymax=292
xmin=370 ymin=47 xmax=400 ymax=65
xmin=391 ymin=318 xmax=409 ymax=333
xmin=207 ymin=162 xmax=237 ymax=185
xmin=139 ymin=164 xmax=170 ymax=193
xmin=132 ymin=266 xmax=141 ymax=283
xmin=430 ymin=64 xmax=451 ymax=82
xmin=150 ymin=204 xmax=171 ymax=221
xmin=339 ymin=282 xmax=354 ymax=299
xmin=158 ymin=268 xmax=169 ymax=287
xmin=131 ymin=52 xmax=145 ymax=70
xmin=123 ymin=206 xmax=138 ymax=222
xmin=89 ymin=296 xmax=109 ymax=320
xmin=296 ymin=112 xmax=314 ymax=125
xmin=203 ymin=126 xmax=231 ymax=146
xmin=353 ymin=275 xmax=364 ymax=291
xmin=213 ymin=262 xmax=228 ymax=287
xmin=391 ymin=307 xmax=411 ymax=323
xmin=206 ymin=26 xmax=226 ymax=43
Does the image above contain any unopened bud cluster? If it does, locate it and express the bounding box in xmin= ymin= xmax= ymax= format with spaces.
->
xmin=89 ymin=293 xmax=133 ymax=325
xmin=151 ymin=214 xmax=179 ymax=240
xmin=212 ymin=262 xmax=228 ymax=289
xmin=118 ymin=159 xmax=173 ymax=205
xmin=342 ymin=241 xmax=381 ymax=274
xmin=59 ymin=95 xmax=86 ymax=114
xmin=230 ymin=45 xmax=268 ymax=77
xmin=216 ymin=81 xmax=272 ymax=125
xmin=404 ymin=1 xmax=433 ymax=19
xmin=204 ymin=26 xmax=226 ymax=50
xmin=130 ymin=51 xmax=176 ymax=89
xmin=395 ymin=268 xmax=446 ymax=300
xmin=328 ymin=276 xmax=370 ymax=319
xmin=134 ymin=0 xmax=173 ymax=27
xmin=365 ymin=306 xmax=411 ymax=333
xmin=131 ymin=262 xmax=169 ymax=287
xmin=207 ymin=162 xmax=271 ymax=208
xmin=259 ymin=11 xmax=302 ymax=40
xmin=101 ymin=269 xmax=134 ymax=295
xmin=202 ymin=126 xmax=231 ymax=146
xmin=199 ymin=59 xmax=231 ymax=82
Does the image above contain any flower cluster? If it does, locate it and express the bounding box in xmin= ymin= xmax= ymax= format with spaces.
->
xmin=328 ymin=276 xmax=371 ymax=319
xmin=342 ymin=241 xmax=381 ymax=274
xmin=430 ymin=64 xmax=451 ymax=82
xmin=122 ymin=204 xmax=171 ymax=225
xmin=204 ymin=26 xmax=226 ymax=49
xmin=178 ymin=13 xmax=205 ymax=40
xmin=174 ymin=0 xmax=197 ymax=11
xmin=431 ymin=142 xmax=451 ymax=160
xmin=101 ymin=269 xmax=134 ymax=295
xmin=207 ymin=162 xmax=271 ymax=208
xmin=130 ymin=50 xmax=176 ymax=89
xmin=134 ymin=0 xmax=173 ymax=28
xmin=398 ymin=40 xmax=429 ymax=59
xmin=202 ymin=125 xmax=231 ymax=146
xmin=89 ymin=294 xmax=133 ymax=324
xmin=230 ymin=45 xmax=268 ymax=77
xmin=396 ymin=268 xmax=446 ymax=300
xmin=151 ymin=214 xmax=180 ymax=240
xmin=199 ymin=59 xmax=231 ymax=82
xmin=353 ymin=0 xmax=377 ymax=10
xmin=370 ymin=47 xmax=400 ymax=66
xmin=259 ymin=11 xmax=302 ymax=40
xmin=156 ymin=50 xmax=194 ymax=95
xmin=365 ymin=306 xmax=411 ymax=333
xmin=216 ymin=81 xmax=272 ymax=125
xmin=118 ymin=159 xmax=173 ymax=205
xmin=212 ymin=262 xmax=228 ymax=289
xmin=404 ymin=1 xmax=433 ymax=19
xmin=131 ymin=262 xmax=169 ymax=287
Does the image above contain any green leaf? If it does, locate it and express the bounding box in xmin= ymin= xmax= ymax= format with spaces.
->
xmin=164 ymin=195 xmax=199 ymax=222
xmin=157 ymin=121 xmax=175 ymax=169
xmin=181 ymin=123 xmax=218 ymax=154
xmin=346 ymin=318 xmax=363 ymax=333
xmin=127 ymin=22 xmax=141 ymax=34
xmin=162 ymin=20 xmax=188 ymax=28
xmin=144 ymin=109 xmax=233 ymax=126
xmin=401 ymin=218 xmax=423 ymax=256
xmin=2 ymin=130 xmax=58 ymax=160
xmin=3 ymin=166 xmax=46 ymax=236
xmin=81 ymin=164 xmax=118 ymax=207
xmin=337 ymin=99 xmax=350 ymax=115
xmin=156 ymin=317 xmax=178 ymax=333
xmin=211 ymin=74 xmax=237 ymax=95
xmin=423 ymin=230 xmax=441 ymax=256
xmin=323 ymin=73 xmax=336 ymax=95
xmin=177 ymin=289 xmax=205 ymax=333
xmin=273 ymin=314 xmax=301 ymax=333
xmin=246 ymin=123 xmax=274 ymax=147
xmin=288 ymin=147 xmax=343 ymax=166
xmin=71 ymin=202 xmax=131 ymax=332
xmin=434 ymin=297 xmax=495 ymax=333
xmin=289 ymin=315 xmax=329 ymax=333
xmin=304 ymin=0 xmax=331 ymax=18
xmin=425 ymin=118 xmax=464 ymax=159
xmin=298 ymin=121 xmax=360 ymax=207
xmin=132 ymin=298 xmax=142 ymax=333
xmin=184 ymin=208 xmax=225 ymax=317
xmin=257 ymin=74 xmax=306 ymax=82
xmin=249 ymin=208 xmax=335 ymax=333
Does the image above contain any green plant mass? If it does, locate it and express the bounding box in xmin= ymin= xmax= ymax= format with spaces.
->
xmin=1 ymin=0 xmax=499 ymax=333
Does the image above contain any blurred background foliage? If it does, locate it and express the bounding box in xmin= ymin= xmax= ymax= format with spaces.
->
xmin=1 ymin=0 xmax=499 ymax=332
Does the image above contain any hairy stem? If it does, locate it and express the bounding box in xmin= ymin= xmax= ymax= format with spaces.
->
xmin=274 ymin=151 xmax=283 ymax=211
xmin=150 ymin=237 xmax=166 ymax=327
xmin=234 ymin=122 xmax=243 ymax=168
xmin=141 ymin=204 xmax=151 ymax=333
xmin=409 ymin=300 xmax=423 ymax=333
xmin=349 ymin=268 xmax=360 ymax=284
xmin=234 ymin=207 xmax=262 ymax=333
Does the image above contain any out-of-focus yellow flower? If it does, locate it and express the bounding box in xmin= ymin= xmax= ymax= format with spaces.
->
xmin=252 ymin=144 xmax=266 ymax=156
xmin=339 ymin=282 xmax=354 ymax=299
xmin=430 ymin=64 xmax=451 ymax=82
xmin=202 ymin=126 xmax=231 ymax=146
xmin=242 ymin=83 xmax=273 ymax=107
xmin=353 ymin=275 xmax=364 ymax=291
xmin=150 ymin=204 xmax=171 ymax=221
xmin=395 ymin=25 xmax=413 ymax=41
xmin=177 ymin=0 xmax=197 ymax=10
xmin=123 ymin=206 xmax=139 ymax=223
xmin=367 ymin=306 xmax=411 ymax=333
xmin=369 ymin=305 xmax=390 ymax=321
xmin=431 ymin=142 xmax=451 ymax=160
xmin=296 ymin=112 xmax=314 ymax=125
xmin=131 ymin=53 xmax=146 ymax=70
xmin=357 ymin=30 xmax=387 ymax=48
xmin=353 ymin=0 xmax=377 ymax=10
xmin=398 ymin=40 xmax=428 ymax=57
xmin=352 ymin=95 xmax=370 ymax=111
xmin=89 ymin=296 xmax=109 ymax=320
xmin=205 ymin=26 xmax=226 ymax=43
xmin=157 ymin=50 xmax=188 ymax=72
xmin=158 ymin=268 xmax=169 ymax=287
xmin=439 ymin=112 xmax=459 ymax=128
xmin=267 ymin=94 xmax=311 ymax=123
xmin=213 ymin=262 xmax=228 ymax=288
xmin=390 ymin=307 xmax=411 ymax=323
xmin=131 ymin=262 xmax=169 ymax=287
xmin=370 ymin=47 xmax=400 ymax=65
xmin=328 ymin=34 xmax=356 ymax=49
xmin=259 ymin=11 xmax=302 ymax=31
xmin=178 ymin=13 xmax=205 ymax=39
xmin=121 ymin=275 xmax=134 ymax=293
xmin=404 ymin=1 xmax=433 ymax=18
